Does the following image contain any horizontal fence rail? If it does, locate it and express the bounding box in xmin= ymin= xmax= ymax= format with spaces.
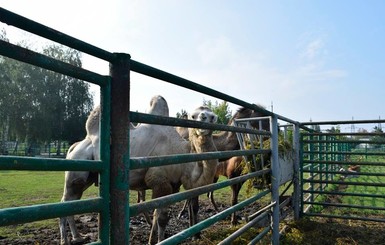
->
xmin=0 ymin=7 xmax=302 ymax=245
xmin=0 ymin=156 xmax=103 ymax=171
xmin=0 ymin=198 xmax=103 ymax=226
xmin=300 ymin=120 xmax=385 ymax=223
xmin=0 ymin=7 xmax=113 ymax=245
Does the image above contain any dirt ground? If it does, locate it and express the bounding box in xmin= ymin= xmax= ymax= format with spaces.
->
xmin=1 ymin=198 xmax=384 ymax=245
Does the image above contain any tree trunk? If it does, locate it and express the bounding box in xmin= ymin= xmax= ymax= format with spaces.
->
xmin=56 ymin=139 xmax=61 ymax=156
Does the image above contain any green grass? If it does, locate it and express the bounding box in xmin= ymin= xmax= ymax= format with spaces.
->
xmin=309 ymin=153 xmax=385 ymax=216
xmin=3 ymin=153 xmax=383 ymax=243
xmin=0 ymin=171 xmax=100 ymax=239
xmin=0 ymin=170 xmax=270 ymax=240
xmin=339 ymin=154 xmax=385 ymax=215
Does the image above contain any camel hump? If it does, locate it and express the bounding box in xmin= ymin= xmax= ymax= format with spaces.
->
xmin=86 ymin=105 xmax=100 ymax=136
xmin=146 ymin=95 xmax=169 ymax=117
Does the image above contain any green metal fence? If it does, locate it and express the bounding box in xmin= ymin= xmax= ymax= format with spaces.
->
xmin=300 ymin=120 xmax=385 ymax=222
xmin=0 ymin=7 xmax=301 ymax=245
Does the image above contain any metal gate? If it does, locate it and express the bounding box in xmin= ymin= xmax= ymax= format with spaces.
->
xmin=0 ymin=8 xmax=300 ymax=245
xmin=300 ymin=119 xmax=385 ymax=222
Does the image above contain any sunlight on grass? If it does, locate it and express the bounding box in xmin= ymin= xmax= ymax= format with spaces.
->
xmin=0 ymin=170 xmax=99 ymax=239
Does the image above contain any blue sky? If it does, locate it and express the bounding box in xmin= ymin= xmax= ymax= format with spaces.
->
xmin=1 ymin=1 xmax=385 ymax=126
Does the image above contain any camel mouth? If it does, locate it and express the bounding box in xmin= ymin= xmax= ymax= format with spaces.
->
xmin=196 ymin=128 xmax=211 ymax=136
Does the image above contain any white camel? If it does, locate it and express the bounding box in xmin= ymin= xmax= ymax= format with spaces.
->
xmin=59 ymin=96 xmax=219 ymax=245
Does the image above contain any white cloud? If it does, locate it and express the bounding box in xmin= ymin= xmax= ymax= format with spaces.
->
xmin=301 ymin=38 xmax=325 ymax=60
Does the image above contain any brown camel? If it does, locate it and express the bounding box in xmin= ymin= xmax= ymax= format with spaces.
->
xmin=177 ymin=107 xmax=270 ymax=225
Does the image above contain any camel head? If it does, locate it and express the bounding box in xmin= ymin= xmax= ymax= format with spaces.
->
xmin=146 ymin=95 xmax=169 ymax=117
xmin=232 ymin=106 xmax=270 ymax=131
xmin=189 ymin=106 xmax=218 ymax=136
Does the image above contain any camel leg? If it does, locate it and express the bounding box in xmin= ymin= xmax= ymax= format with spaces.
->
xmin=208 ymin=176 xmax=219 ymax=212
xmin=208 ymin=191 xmax=219 ymax=212
xmin=188 ymin=196 xmax=201 ymax=240
xmin=138 ymin=190 xmax=152 ymax=226
xmin=60 ymin=171 xmax=93 ymax=245
xmin=177 ymin=199 xmax=189 ymax=219
xmin=146 ymin=173 xmax=173 ymax=244
xmin=230 ymin=182 xmax=243 ymax=226
xmin=59 ymin=216 xmax=70 ymax=245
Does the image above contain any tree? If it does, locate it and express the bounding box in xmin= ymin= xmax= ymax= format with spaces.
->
xmin=176 ymin=109 xmax=188 ymax=119
xmin=203 ymin=99 xmax=232 ymax=125
xmin=0 ymin=32 xmax=93 ymax=154
xmin=371 ymin=126 xmax=385 ymax=149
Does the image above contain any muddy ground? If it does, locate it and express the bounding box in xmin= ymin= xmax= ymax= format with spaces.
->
xmin=1 ymin=198 xmax=384 ymax=245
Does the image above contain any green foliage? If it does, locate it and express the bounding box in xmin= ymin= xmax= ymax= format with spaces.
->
xmin=371 ymin=126 xmax=385 ymax=148
xmin=203 ymin=99 xmax=232 ymax=125
xmin=176 ymin=109 xmax=188 ymax=119
xmin=0 ymin=32 xmax=93 ymax=148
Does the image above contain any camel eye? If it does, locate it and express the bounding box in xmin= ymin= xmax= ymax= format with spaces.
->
xmin=192 ymin=115 xmax=196 ymax=119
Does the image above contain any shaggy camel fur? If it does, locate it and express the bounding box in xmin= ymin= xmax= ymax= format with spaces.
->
xmin=145 ymin=105 xmax=218 ymax=244
xmin=59 ymin=96 xmax=219 ymax=245
xmin=60 ymin=95 xmax=185 ymax=244
xmin=178 ymin=107 xmax=270 ymax=225
xmin=177 ymin=107 xmax=269 ymax=153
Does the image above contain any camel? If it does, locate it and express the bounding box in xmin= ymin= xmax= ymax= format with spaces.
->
xmin=175 ymin=112 xmax=189 ymax=140
xmin=60 ymin=95 xmax=181 ymax=244
xmin=209 ymin=156 xmax=245 ymax=225
xmin=177 ymin=107 xmax=270 ymax=225
xmin=144 ymin=105 xmax=218 ymax=244
xmin=59 ymin=96 xmax=219 ymax=245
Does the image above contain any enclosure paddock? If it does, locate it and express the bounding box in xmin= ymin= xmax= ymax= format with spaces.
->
xmin=0 ymin=7 xmax=384 ymax=245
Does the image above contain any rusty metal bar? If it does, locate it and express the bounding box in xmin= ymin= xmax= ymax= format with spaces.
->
xmin=98 ymin=78 xmax=112 ymax=244
xmin=109 ymin=53 xmax=131 ymax=245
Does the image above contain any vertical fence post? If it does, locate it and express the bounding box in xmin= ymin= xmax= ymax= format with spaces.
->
xmin=293 ymin=123 xmax=301 ymax=220
xmin=319 ymin=135 xmax=323 ymax=191
xmin=299 ymin=133 xmax=305 ymax=217
xmin=309 ymin=135 xmax=314 ymax=204
xmin=109 ymin=53 xmax=131 ymax=245
xmin=270 ymin=115 xmax=280 ymax=245
xmin=99 ymin=78 xmax=112 ymax=244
